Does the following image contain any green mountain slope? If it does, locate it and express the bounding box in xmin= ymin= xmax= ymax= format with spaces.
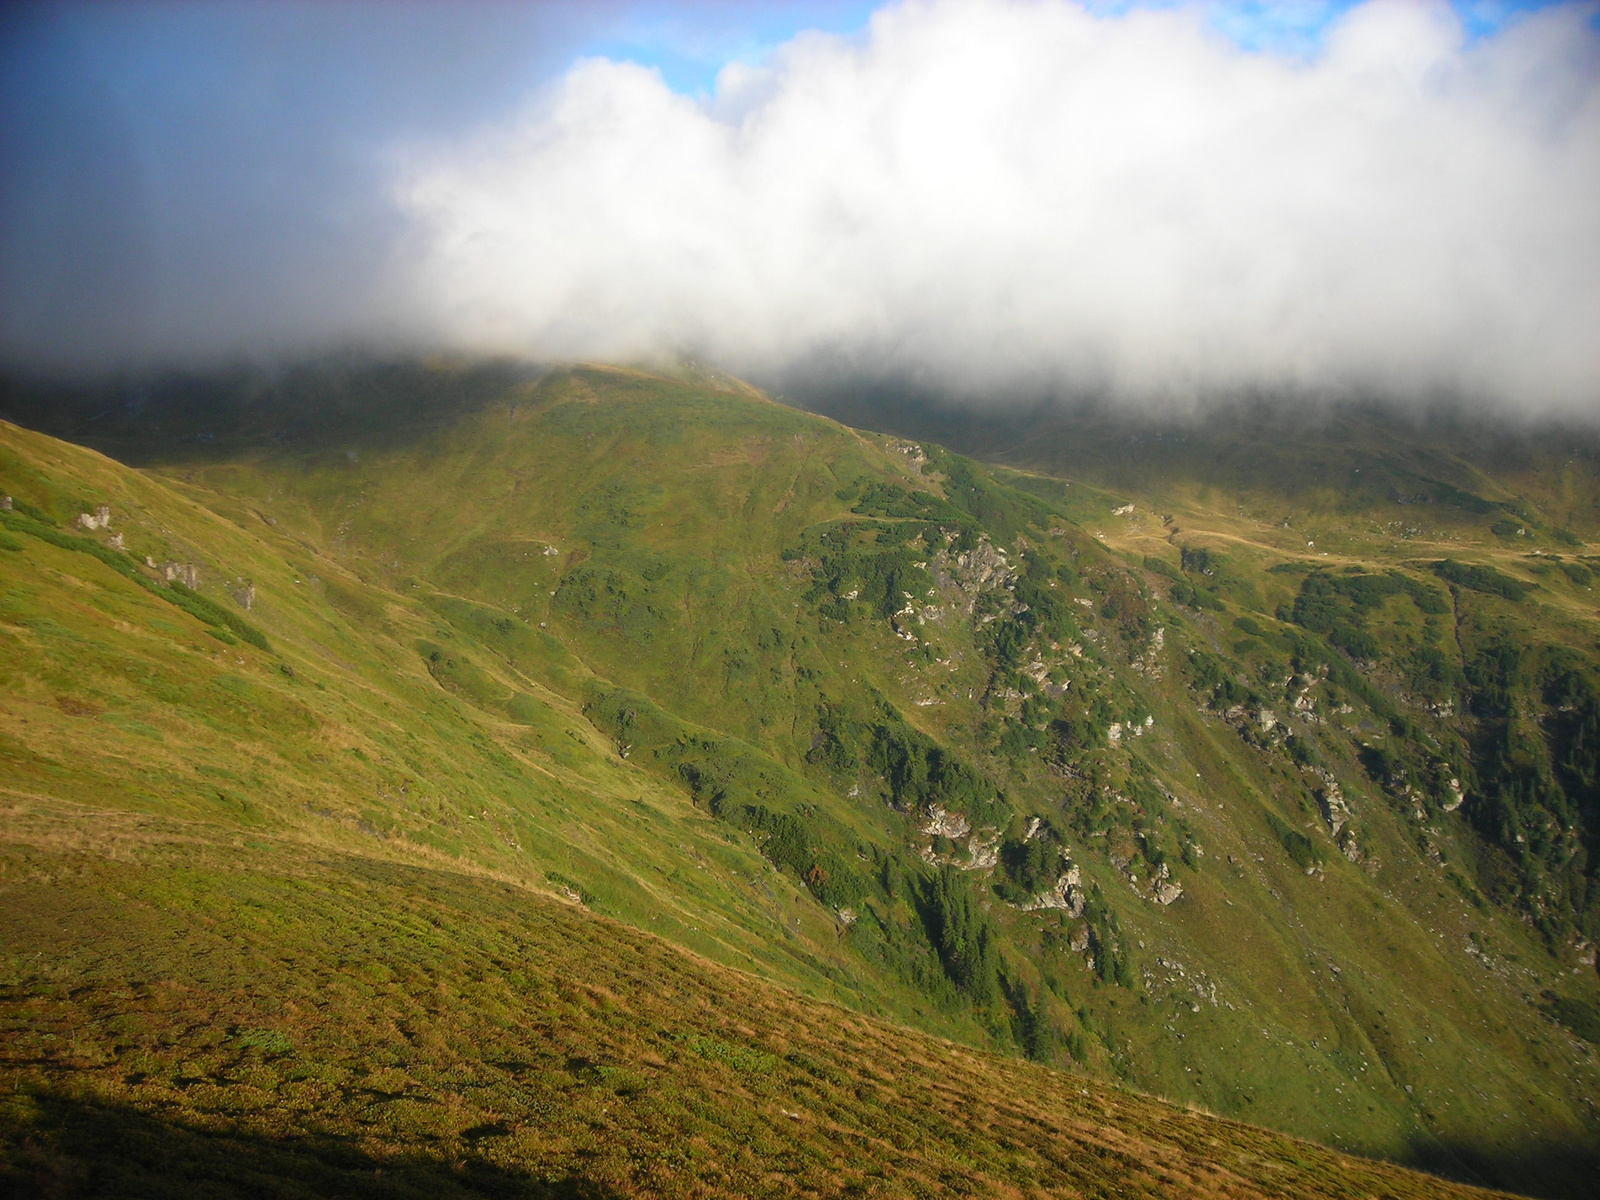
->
xmin=2 ymin=799 xmax=1505 ymax=1200
xmin=2 ymin=361 xmax=1597 ymax=1197
xmin=791 ymin=385 xmax=1600 ymax=958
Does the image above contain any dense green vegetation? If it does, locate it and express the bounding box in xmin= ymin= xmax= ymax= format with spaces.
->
xmin=3 ymin=360 xmax=1599 ymax=1197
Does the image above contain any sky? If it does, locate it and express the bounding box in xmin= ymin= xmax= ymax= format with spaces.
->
xmin=1 ymin=0 xmax=1596 ymax=417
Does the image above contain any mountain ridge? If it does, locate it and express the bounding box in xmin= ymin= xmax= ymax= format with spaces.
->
xmin=2 ymin=360 xmax=1597 ymax=1197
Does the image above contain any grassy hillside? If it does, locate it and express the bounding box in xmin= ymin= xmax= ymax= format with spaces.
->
xmin=791 ymin=385 xmax=1600 ymax=953
xmin=1 ymin=800 xmax=1509 ymax=1200
xmin=781 ymin=385 xmax=1600 ymax=538
xmin=2 ymin=361 xmax=1598 ymax=1196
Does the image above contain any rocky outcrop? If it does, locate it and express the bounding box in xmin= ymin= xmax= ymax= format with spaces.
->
xmin=922 ymin=805 xmax=971 ymax=839
xmin=1441 ymin=775 xmax=1465 ymax=812
xmin=1110 ymin=839 xmax=1184 ymax=905
xmin=1315 ymin=769 xmax=1351 ymax=838
xmin=888 ymin=440 xmax=932 ymax=478
xmin=76 ymin=505 xmax=111 ymax=531
xmin=964 ymin=830 xmax=1000 ymax=871
xmin=917 ymin=806 xmax=1001 ymax=872
xmin=1021 ymin=862 xmax=1086 ymax=915
xmin=931 ymin=535 xmax=1016 ymax=618
xmin=1151 ymin=870 xmax=1184 ymax=906
xmin=1130 ymin=626 xmax=1165 ymax=677
xmin=1337 ymin=828 xmax=1364 ymax=864
xmin=1107 ymin=716 xmax=1154 ymax=744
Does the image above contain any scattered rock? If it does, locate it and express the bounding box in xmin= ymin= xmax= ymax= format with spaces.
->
xmin=1337 ymin=828 xmax=1364 ymax=864
xmin=933 ymin=536 xmax=1016 ymax=618
xmin=1441 ymin=776 xmax=1465 ymax=812
xmin=922 ymin=805 xmax=971 ymax=840
xmin=1022 ymin=863 xmax=1085 ymax=915
xmin=1315 ymin=769 xmax=1352 ymax=838
xmin=963 ymin=830 xmax=1000 ymax=871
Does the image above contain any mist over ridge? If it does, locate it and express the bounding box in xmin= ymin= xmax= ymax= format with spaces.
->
xmin=401 ymin=0 xmax=1600 ymax=418
xmin=3 ymin=0 xmax=1597 ymax=419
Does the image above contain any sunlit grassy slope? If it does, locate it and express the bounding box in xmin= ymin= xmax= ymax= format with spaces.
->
xmin=2 ymin=361 xmax=1597 ymax=1197
xmin=1 ymin=801 xmax=1506 ymax=1200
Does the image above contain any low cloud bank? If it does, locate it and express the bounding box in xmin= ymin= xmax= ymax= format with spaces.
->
xmin=400 ymin=0 xmax=1600 ymax=416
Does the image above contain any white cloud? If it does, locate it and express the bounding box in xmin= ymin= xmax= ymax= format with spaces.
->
xmin=398 ymin=0 xmax=1600 ymax=414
